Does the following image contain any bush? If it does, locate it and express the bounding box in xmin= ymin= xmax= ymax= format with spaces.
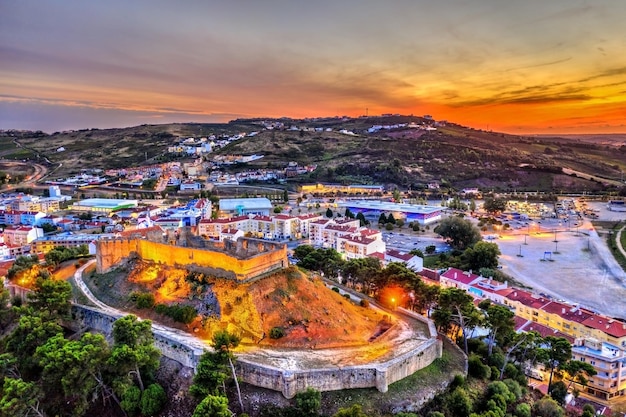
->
xmin=154 ymin=303 xmax=197 ymax=324
xmin=359 ymin=299 xmax=370 ymax=308
xmin=468 ymin=354 xmax=491 ymax=380
xmin=130 ymin=292 xmax=155 ymax=309
xmin=120 ymin=385 xmax=141 ymax=416
xmin=331 ymin=287 xmax=340 ymax=293
xmin=141 ymin=384 xmax=167 ymax=416
xmin=269 ymin=327 xmax=285 ymax=339
xmin=490 ymin=365 xmax=500 ymax=380
xmin=515 ymin=403 xmax=531 ymax=417
xmin=342 ymin=293 xmax=351 ymax=300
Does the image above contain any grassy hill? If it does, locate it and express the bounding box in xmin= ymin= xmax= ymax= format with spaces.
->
xmin=3 ymin=116 xmax=625 ymax=192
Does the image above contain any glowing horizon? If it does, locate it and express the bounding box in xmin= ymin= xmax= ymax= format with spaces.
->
xmin=2 ymin=1 xmax=626 ymax=134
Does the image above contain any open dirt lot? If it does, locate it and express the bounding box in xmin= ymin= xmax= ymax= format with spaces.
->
xmin=495 ymin=202 xmax=626 ymax=319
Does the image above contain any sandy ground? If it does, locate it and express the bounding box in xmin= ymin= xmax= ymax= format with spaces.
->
xmin=236 ymin=318 xmax=430 ymax=370
xmin=496 ymin=202 xmax=626 ymax=319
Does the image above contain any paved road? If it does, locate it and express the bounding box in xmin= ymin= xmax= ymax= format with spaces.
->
xmin=617 ymin=225 xmax=626 ymax=260
xmin=73 ymin=259 xmax=209 ymax=352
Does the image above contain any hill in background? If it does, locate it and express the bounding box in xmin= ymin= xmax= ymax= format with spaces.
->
xmin=2 ymin=116 xmax=626 ymax=192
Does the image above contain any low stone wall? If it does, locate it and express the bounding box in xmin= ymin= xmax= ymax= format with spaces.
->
xmin=236 ymin=335 xmax=442 ymax=399
xmin=70 ymin=304 xmax=442 ymax=399
xmin=71 ymin=305 xmax=204 ymax=368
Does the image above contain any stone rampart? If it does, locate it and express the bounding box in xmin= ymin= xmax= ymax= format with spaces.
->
xmin=96 ymin=237 xmax=287 ymax=281
xmin=236 ymin=335 xmax=442 ymax=399
xmin=70 ymin=305 xmax=204 ymax=368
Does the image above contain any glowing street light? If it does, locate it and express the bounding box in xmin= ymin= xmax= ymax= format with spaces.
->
xmin=391 ymin=297 xmax=396 ymax=311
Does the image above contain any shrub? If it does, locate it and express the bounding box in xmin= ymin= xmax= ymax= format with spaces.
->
xmin=331 ymin=287 xmax=340 ymax=293
xmin=359 ymin=299 xmax=370 ymax=308
xmin=140 ymin=383 xmax=167 ymax=416
xmin=342 ymin=293 xmax=351 ymax=300
xmin=515 ymin=403 xmax=531 ymax=417
xmin=468 ymin=354 xmax=491 ymax=380
xmin=120 ymin=385 xmax=141 ymax=416
xmin=130 ymin=292 xmax=155 ymax=309
xmin=269 ymin=327 xmax=285 ymax=339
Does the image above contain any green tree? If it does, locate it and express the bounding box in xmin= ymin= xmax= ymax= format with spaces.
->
xmin=378 ymin=213 xmax=387 ymax=225
xmin=464 ymin=241 xmax=501 ymax=271
xmin=356 ymin=212 xmax=367 ymax=226
xmin=190 ymin=351 xmax=229 ymax=398
xmin=479 ymin=301 xmax=515 ymax=356
xmin=425 ymin=244 xmax=436 ymax=255
xmin=121 ymin=385 xmax=142 ymax=416
xmin=0 ymin=377 xmax=45 ymax=417
xmin=109 ymin=315 xmax=161 ymax=392
xmin=5 ymin=313 xmax=62 ymax=375
xmin=540 ymin=336 xmax=572 ymax=395
xmin=549 ymin=380 xmax=567 ymax=405
xmin=295 ymin=387 xmax=321 ymax=416
xmin=387 ymin=213 xmax=396 ymax=224
xmin=283 ymin=189 xmax=289 ymax=203
xmin=532 ymin=396 xmax=564 ymax=417
xmin=515 ymin=403 xmax=531 ymax=417
xmin=36 ymin=332 xmax=116 ymax=416
xmin=28 ymin=276 xmax=72 ymax=319
xmin=483 ymin=197 xmax=507 ymax=214
xmin=432 ymin=287 xmax=482 ymax=354
xmin=140 ymin=383 xmax=167 ymax=416
xmin=560 ymin=359 xmax=596 ymax=392
xmin=193 ymin=394 xmax=231 ymax=417
xmin=434 ymin=216 xmax=481 ymax=250
xmin=325 ymin=207 xmax=333 ymax=218
xmin=446 ymin=387 xmax=473 ymax=417
xmin=212 ymin=330 xmax=244 ymax=413
xmin=469 ymin=199 xmax=477 ymax=213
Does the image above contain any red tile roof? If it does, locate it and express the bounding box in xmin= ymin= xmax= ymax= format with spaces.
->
xmin=581 ymin=315 xmax=626 ymax=338
xmin=385 ymin=249 xmax=413 ymax=262
xmin=441 ymin=268 xmax=481 ymax=285
xmin=515 ymin=318 xmax=575 ymax=343
xmin=505 ymin=289 xmax=551 ymax=310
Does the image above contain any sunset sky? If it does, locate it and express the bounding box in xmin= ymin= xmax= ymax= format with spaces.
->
xmin=1 ymin=0 xmax=626 ymax=133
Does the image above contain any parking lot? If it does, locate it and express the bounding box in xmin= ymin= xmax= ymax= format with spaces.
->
xmin=382 ymin=231 xmax=451 ymax=254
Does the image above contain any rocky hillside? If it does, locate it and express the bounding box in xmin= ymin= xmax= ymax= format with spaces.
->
xmin=3 ymin=116 xmax=625 ymax=192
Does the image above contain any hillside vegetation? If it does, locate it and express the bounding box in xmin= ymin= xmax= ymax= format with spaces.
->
xmin=3 ymin=116 xmax=626 ymax=192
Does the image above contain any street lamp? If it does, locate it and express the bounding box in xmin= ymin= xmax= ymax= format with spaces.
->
xmin=391 ymin=297 xmax=396 ymax=311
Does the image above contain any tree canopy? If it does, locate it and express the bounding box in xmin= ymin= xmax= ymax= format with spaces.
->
xmin=434 ymin=216 xmax=482 ymax=250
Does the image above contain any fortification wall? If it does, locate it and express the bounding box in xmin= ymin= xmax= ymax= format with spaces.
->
xmin=236 ymin=337 xmax=442 ymax=399
xmin=70 ymin=305 xmax=204 ymax=368
xmin=96 ymin=238 xmax=287 ymax=280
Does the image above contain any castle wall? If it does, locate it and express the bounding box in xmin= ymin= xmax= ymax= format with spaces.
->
xmin=70 ymin=305 xmax=204 ymax=368
xmin=69 ymin=304 xmax=443 ymax=399
xmin=96 ymin=238 xmax=287 ymax=281
xmin=236 ymin=337 xmax=442 ymax=399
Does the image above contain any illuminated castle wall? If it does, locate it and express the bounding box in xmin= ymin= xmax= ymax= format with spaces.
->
xmin=96 ymin=236 xmax=288 ymax=281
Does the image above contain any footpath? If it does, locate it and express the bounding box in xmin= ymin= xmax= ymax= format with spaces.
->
xmin=73 ymin=259 xmax=209 ymax=353
xmin=616 ymin=225 xmax=626 ymax=260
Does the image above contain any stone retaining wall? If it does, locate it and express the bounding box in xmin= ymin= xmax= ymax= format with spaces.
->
xmin=70 ymin=305 xmax=204 ymax=368
xmin=236 ymin=333 xmax=442 ymax=399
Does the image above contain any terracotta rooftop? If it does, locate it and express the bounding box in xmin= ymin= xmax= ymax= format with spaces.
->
xmin=440 ymin=267 xmax=481 ymax=285
xmin=581 ymin=314 xmax=626 ymax=338
xmin=505 ymin=289 xmax=551 ymax=310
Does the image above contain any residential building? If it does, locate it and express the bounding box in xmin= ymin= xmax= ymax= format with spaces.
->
xmin=2 ymin=226 xmax=44 ymax=246
xmin=572 ymin=338 xmax=626 ymax=401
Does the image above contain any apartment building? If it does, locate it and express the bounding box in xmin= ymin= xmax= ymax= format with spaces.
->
xmin=572 ymin=338 xmax=626 ymax=401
